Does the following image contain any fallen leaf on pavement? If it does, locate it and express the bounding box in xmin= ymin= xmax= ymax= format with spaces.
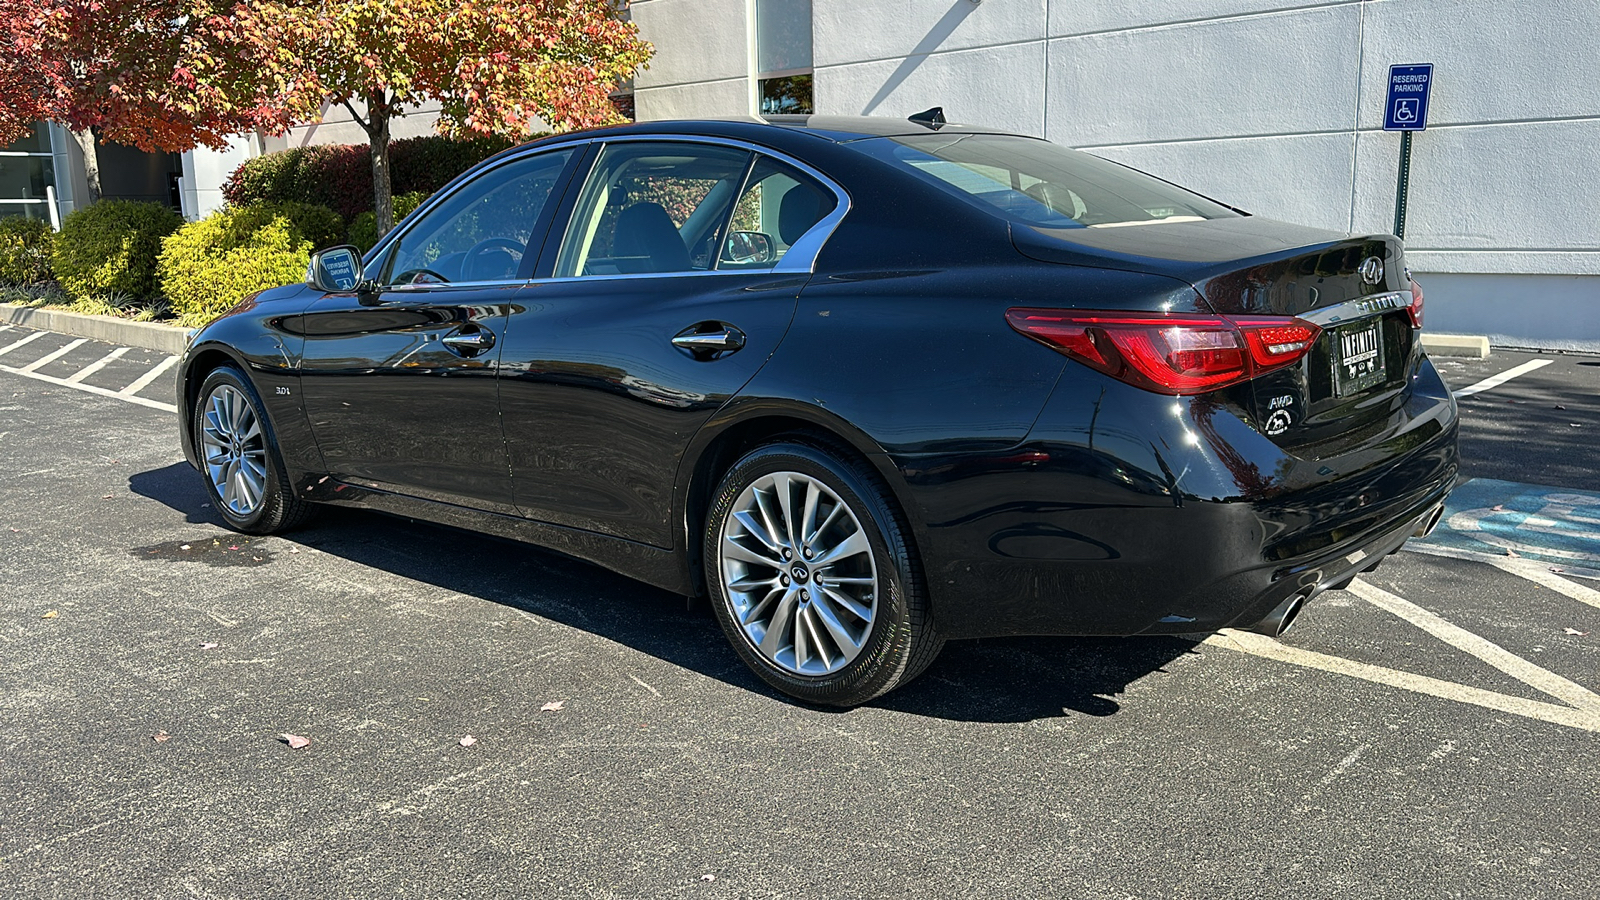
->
xmin=41 ymin=610 xmax=58 ymax=619
xmin=540 ymin=700 xmax=566 ymax=712
xmin=101 ymin=494 xmax=113 ymax=500
xmin=279 ymin=733 xmax=311 ymax=749
xmin=228 ymin=545 xmax=240 ymax=551
xmin=459 ymin=735 xmax=477 ymax=747
xmin=153 ymin=731 xmax=170 ymax=742
xmin=1565 ymin=628 xmax=1589 ymax=636
xmin=200 ymin=642 xmax=218 ymax=650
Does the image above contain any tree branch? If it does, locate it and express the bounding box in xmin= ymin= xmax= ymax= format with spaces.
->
xmin=340 ymin=98 xmax=370 ymax=132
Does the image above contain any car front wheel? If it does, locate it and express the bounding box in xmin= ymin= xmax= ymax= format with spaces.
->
xmin=705 ymin=440 xmax=943 ymax=706
xmin=194 ymin=365 xmax=313 ymax=535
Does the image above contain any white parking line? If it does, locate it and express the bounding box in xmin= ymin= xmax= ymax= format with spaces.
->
xmin=0 ymin=359 xmax=177 ymax=413
xmin=0 ymin=330 xmax=46 ymax=357
xmin=1452 ymin=358 xmax=1554 ymax=397
xmin=19 ymin=338 xmax=87 ymax=373
xmin=1347 ymin=579 xmax=1600 ymax=712
xmin=65 ymin=346 xmax=130 ymax=383
xmin=1207 ymin=629 xmax=1600 ymax=733
xmin=117 ymin=354 xmax=178 ymax=397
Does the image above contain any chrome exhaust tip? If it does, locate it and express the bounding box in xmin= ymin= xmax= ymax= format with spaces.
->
xmin=1247 ymin=591 xmax=1310 ymax=638
xmin=1413 ymin=504 xmax=1445 ymax=538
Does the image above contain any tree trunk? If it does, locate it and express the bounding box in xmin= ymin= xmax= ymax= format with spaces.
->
xmin=70 ymin=127 xmax=102 ymax=205
xmin=367 ymin=90 xmax=394 ymax=238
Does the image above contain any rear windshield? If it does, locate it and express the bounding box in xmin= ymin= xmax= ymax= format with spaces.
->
xmin=855 ymin=134 xmax=1241 ymax=229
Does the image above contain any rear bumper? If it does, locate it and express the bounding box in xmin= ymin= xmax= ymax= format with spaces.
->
xmin=895 ymin=356 xmax=1459 ymax=639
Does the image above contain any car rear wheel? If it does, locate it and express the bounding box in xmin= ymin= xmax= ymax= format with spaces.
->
xmin=705 ymin=440 xmax=943 ymax=706
xmin=194 ymin=365 xmax=313 ymax=535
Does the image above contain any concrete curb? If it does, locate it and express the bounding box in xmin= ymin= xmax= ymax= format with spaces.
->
xmin=1421 ymin=333 xmax=1492 ymax=359
xmin=0 ymin=303 xmax=188 ymax=356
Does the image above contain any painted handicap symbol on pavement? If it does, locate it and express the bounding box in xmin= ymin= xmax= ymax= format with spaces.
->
xmin=1418 ymin=477 xmax=1600 ymax=566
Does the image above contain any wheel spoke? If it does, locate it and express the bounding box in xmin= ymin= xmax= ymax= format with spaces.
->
xmin=799 ymin=480 xmax=821 ymax=549
xmin=799 ymin=605 xmax=830 ymax=669
xmin=741 ymin=585 xmax=785 ymax=627
xmin=813 ymin=528 xmax=868 ymax=568
xmin=819 ymin=585 xmax=872 ymax=622
xmin=722 ymin=539 xmax=782 ymax=570
xmin=772 ymin=473 xmax=799 ymax=551
xmin=759 ymin=591 xmax=799 ymax=659
xmin=732 ymin=509 xmax=782 ymax=555
xmin=809 ymin=592 xmax=862 ymax=653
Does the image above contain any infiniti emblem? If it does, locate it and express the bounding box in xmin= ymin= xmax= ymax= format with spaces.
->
xmin=1358 ymin=257 xmax=1384 ymax=285
xmin=791 ymin=565 xmax=809 ymax=582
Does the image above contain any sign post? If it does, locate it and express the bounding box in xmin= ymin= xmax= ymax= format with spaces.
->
xmin=1383 ymin=63 xmax=1433 ymax=239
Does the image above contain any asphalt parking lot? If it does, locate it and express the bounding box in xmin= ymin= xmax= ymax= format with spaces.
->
xmin=2 ymin=325 xmax=1598 ymax=898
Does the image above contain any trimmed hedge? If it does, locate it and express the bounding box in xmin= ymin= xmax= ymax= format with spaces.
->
xmin=158 ymin=202 xmax=344 ymax=326
xmin=222 ymin=134 xmax=521 ymax=223
xmin=347 ymin=191 xmax=429 ymax=253
xmin=0 ymin=216 xmax=54 ymax=285
xmin=51 ymin=200 xmax=183 ymax=303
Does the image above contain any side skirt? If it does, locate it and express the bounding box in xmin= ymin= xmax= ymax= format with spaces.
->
xmin=312 ymin=481 xmax=695 ymax=596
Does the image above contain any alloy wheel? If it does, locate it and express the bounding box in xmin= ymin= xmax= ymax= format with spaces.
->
xmin=200 ymin=384 xmax=268 ymax=517
xmin=718 ymin=471 xmax=879 ymax=676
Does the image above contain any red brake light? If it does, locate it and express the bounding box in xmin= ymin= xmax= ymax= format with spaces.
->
xmin=1407 ymin=277 xmax=1424 ymax=328
xmin=1005 ymin=309 xmax=1322 ymax=395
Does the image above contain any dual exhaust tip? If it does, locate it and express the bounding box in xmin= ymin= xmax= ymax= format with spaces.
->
xmin=1247 ymin=590 xmax=1310 ymax=638
xmin=1246 ymin=503 xmax=1445 ymax=639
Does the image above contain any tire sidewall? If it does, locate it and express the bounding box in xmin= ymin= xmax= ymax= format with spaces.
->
xmin=193 ymin=365 xmax=287 ymax=533
xmin=704 ymin=442 xmax=920 ymax=706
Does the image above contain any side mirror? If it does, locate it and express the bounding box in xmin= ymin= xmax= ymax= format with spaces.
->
xmin=721 ymin=231 xmax=776 ymax=265
xmin=306 ymin=245 xmax=365 ymax=293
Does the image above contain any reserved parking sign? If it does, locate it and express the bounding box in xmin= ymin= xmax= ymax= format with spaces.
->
xmin=1385 ymin=64 xmax=1433 ymax=131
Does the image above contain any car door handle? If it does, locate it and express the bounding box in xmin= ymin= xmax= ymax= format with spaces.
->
xmin=672 ymin=327 xmax=745 ymax=355
xmin=442 ymin=329 xmax=495 ymax=352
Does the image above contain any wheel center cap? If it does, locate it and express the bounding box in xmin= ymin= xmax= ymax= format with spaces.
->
xmin=790 ymin=565 xmax=809 ymax=583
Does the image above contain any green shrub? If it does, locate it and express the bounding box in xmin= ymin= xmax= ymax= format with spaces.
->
xmin=158 ymin=202 xmax=344 ymax=326
xmin=346 ymin=191 xmax=430 ymax=253
xmin=50 ymin=200 xmax=182 ymax=303
xmin=0 ymin=217 xmax=54 ymax=285
xmin=222 ymin=134 xmax=523 ymax=222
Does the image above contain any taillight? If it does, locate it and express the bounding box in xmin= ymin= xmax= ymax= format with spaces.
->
xmin=1407 ymin=276 xmax=1424 ymax=328
xmin=1005 ymin=309 xmax=1322 ymax=395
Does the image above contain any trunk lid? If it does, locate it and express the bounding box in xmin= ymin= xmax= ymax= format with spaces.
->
xmin=1012 ymin=217 xmax=1417 ymax=452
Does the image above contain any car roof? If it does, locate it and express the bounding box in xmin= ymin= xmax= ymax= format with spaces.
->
xmin=543 ymin=114 xmax=1022 ymax=145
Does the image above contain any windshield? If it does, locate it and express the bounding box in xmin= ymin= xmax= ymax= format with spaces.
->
xmin=856 ymin=133 xmax=1241 ymax=229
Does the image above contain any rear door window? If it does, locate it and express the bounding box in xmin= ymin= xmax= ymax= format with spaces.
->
xmin=553 ymin=142 xmax=752 ymax=277
xmin=721 ymin=156 xmax=837 ymax=270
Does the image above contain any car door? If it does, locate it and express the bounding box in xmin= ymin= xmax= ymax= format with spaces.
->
xmin=297 ymin=146 xmax=581 ymax=512
xmin=498 ymin=140 xmax=844 ymax=547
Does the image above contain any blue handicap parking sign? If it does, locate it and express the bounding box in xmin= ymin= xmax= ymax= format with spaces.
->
xmin=1385 ymin=64 xmax=1433 ymax=131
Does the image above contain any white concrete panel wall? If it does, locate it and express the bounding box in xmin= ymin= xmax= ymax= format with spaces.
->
xmin=818 ymin=42 xmax=1047 ymax=137
xmin=180 ymin=137 xmax=255 ymax=220
xmin=633 ymin=0 xmax=752 ymax=119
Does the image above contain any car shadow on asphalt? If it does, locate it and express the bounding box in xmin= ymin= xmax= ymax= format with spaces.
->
xmin=131 ymin=462 xmax=1197 ymax=724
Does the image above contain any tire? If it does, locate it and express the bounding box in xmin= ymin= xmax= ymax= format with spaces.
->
xmin=192 ymin=365 xmax=314 ymax=535
xmin=704 ymin=439 xmax=944 ymax=706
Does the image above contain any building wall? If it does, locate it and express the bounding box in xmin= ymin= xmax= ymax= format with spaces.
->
xmin=631 ymin=0 xmax=1600 ymax=349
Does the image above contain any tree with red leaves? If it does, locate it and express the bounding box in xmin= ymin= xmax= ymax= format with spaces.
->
xmin=0 ymin=0 xmax=296 ymax=203
xmin=248 ymin=0 xmax=652 ymax=236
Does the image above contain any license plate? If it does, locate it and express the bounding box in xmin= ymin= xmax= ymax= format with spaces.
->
xmin=1334 ymin=319 xmax=1386 ymax=397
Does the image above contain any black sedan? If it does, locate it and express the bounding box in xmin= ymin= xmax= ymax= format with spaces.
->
xmin=177 ymin=114 xmax=1458 ymax=706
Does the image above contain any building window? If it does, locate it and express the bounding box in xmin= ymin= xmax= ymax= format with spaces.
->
xmin=754 ymin=0 xmax=813 ymax=115
xmin=0 ymin=125 xmax=58 ymax=223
